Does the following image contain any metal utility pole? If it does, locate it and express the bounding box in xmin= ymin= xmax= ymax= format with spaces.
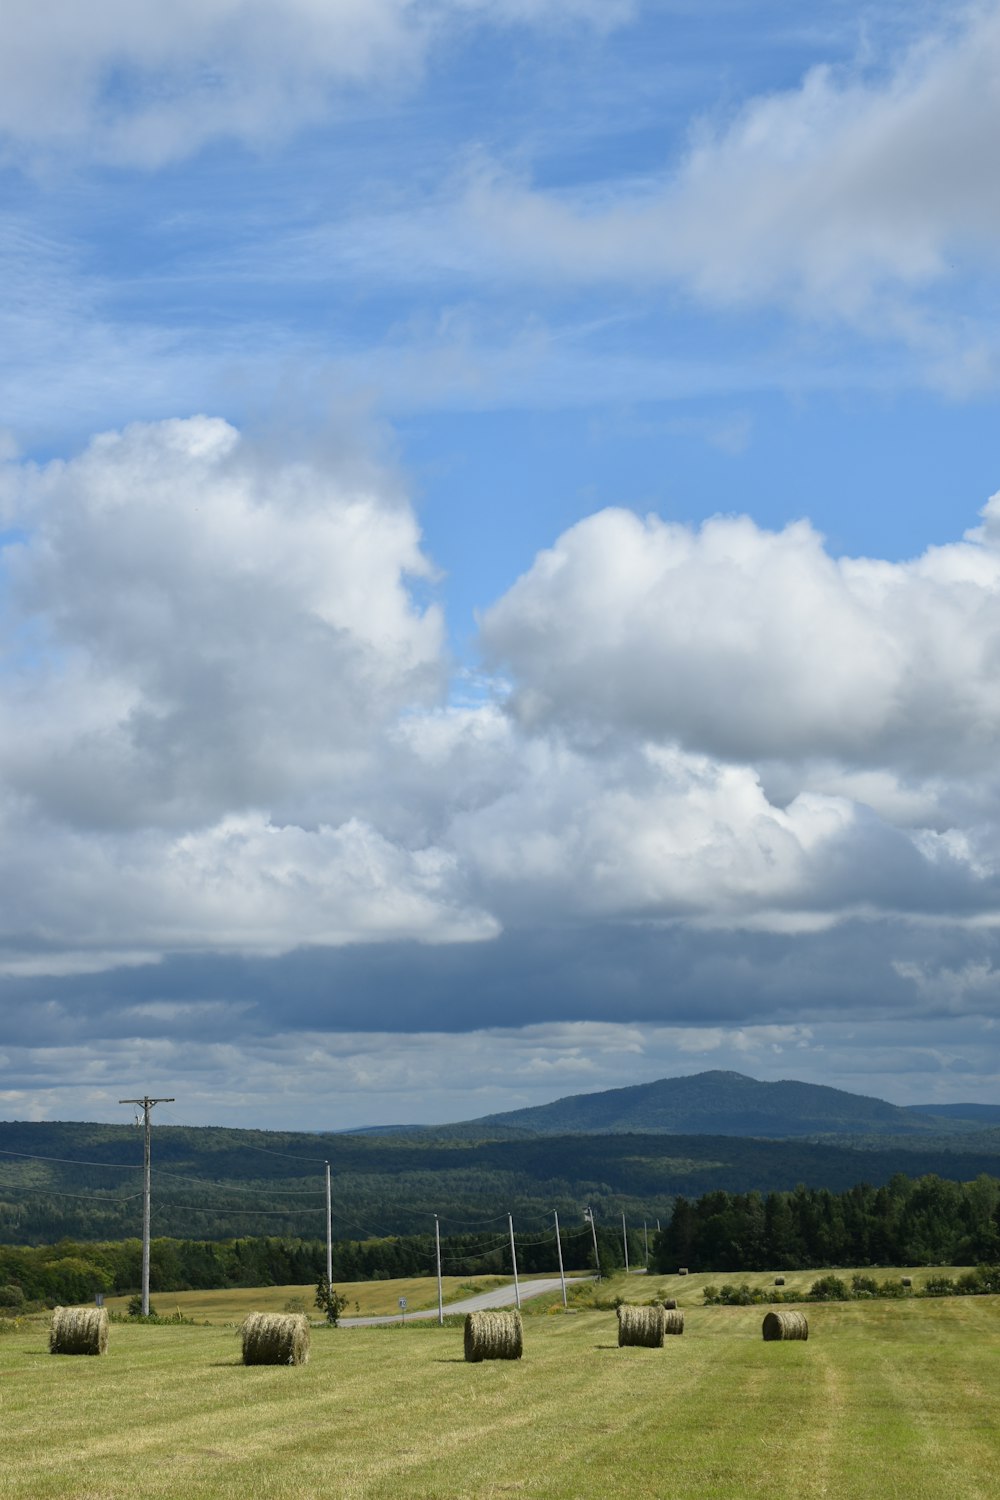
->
xmin=554 ymin=1210 xmax=567 ymax=1307
xmin=119 ymin=1095 xmax=174 ymax=1315
xmin=325 ymin=1163 xmax=333 ymax=1287
xmin=622 ymin=1211 xmax=629 ymax=1273
xmin=508 ymin=1213 xmax=521 ymax=1308
xmin=584 ymin=1206 xmax=601 ymax=1278
xmin=435 ymin=1214 xmax=444 ymax=1325
xmin=644 ymin=1220 xmax=649 ymax=1268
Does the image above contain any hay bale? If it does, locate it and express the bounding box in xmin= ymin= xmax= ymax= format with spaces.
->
xmin=677 ymin=1267 xmax=689 ymax=1275
xmin=662 ymin=1298 xmax=677 ymax=1310
xmin=774 ymin=1277 xmax=785 ymax=1287
xmin=901 ymin=1277 xmax=912 ymax=1288
xmin=49 ymin=1306 xmax=109 ymax=1356
xmin=762 ymin=1310 xmax=808 ymax=1342
xmin=464 ymin=1309 xmax=523 ymax=1362
xmin=617 ymin=1304 xmax=666 ymax=1347
xmin=663 ymin=1309 xmax=684 ymax=1336
xmin=241 ymin=1311 xmax=310 ymax=1366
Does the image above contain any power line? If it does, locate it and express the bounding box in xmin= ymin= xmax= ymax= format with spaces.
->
xmin=152 ymin=1168 xmax=324 ymax=1195
xmin=0 ymin=1184 xmax=144 ymax=1203
xmin=0 ymin=1147 xmax=142 ymax=1170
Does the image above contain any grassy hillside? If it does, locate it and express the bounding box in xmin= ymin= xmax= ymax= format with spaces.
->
xmin=3 ymin=1292 xmax=999 ymax=1498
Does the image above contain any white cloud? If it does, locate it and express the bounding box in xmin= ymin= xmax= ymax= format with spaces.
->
xmin=457 ymin=5 xmax=1000 ymax=363
xmin=3 ymin=411 xmax=1000 ymax=980
xmin=0 ymin=803 xmax=497 ymax=964
xmin=0 ymin=415 xmax=504 ymax=960
xmin=479 ymin=501 xmax=1000 ymax=780
xmin=0 ymin=415 xmax=443 ymax=828
xmin=0 ymin=0 xmax=632 ymax=168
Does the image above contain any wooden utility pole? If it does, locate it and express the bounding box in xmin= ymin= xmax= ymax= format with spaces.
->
xmin=622 ymin=1211 xmax=629 ymax=1273
xmin=584 ymin=1206 xmax=601 ymax=1278
xmin=435 ymin=1214 xmax=444 ymax=1325
xmin=325 ymin=1163 xmax=333 ymax=1287
xmin=118 ymin=1095 xmax=174 ymax=1315
xmin=554 ymin=1210 xmax=567 ymax=1307
xmin=508 ymin=1213 xmax=521 ymax=1308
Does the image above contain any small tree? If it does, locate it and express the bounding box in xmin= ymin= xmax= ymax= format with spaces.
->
xmin=315 ymin=1274 xmax=349 ymax=1326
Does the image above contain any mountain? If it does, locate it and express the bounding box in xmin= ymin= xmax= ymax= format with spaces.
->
xmin=455 ymin=1070 xmax=946 ymax=1139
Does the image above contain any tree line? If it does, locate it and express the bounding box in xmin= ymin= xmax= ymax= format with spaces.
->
xmin=0 ymin=1220 xmax=625 ymax=1310
xmin=650 ymin=1173 xmax=1000 ymax=1272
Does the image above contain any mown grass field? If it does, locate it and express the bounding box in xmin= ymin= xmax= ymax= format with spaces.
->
xmin=3 ymin=1277 xmax=1000 ymax=1499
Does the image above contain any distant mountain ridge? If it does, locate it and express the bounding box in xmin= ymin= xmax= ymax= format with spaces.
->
xmin=445 ymin=1070 xmax=982 ymax=1140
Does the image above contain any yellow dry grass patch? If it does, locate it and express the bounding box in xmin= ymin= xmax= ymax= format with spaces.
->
xmin=101 ymin=1273 xmax=506 ymax=1323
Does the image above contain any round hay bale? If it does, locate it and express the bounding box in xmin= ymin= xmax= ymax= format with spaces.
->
xmin=663 ymin=1309 xmax=684 ymax=1336
xmin=901 ymin=1277 xmax=912 ymax=1288
xmin=464 ymin=1309 xmax=523 ymax=1362
xmin=241 ymin=1311 xmax=310 ymax=1366
xmin=774 ymin=1277 xmax=785 ymax=1287
xmin=662 ymin=1298 xmax=677 ymax=1310
xmin=762 ymin=1310 xmax=808 ymax=1342
xmin=677 ymin=1267 xmax=689 ymax=1276
xmin=49 ymin=1306 xmax=109 ymax=1356
xmin=617 ymin=1304 xmax=666 ymax=1348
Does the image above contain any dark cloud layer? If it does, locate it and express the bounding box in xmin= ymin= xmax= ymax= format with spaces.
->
xmin=4 ymin=917 xmax=997 ymax=1050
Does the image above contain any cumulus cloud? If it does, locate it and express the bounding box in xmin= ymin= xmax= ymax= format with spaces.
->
xmin=0 ymin=415 xmax=500 ymax=961
xmin=479 ymin=502 xmax=1000 ymax=781
xmin=0 ymin=415 xmax=442 ymax=829
xmin=3 ymin=409 xmax=1000 ymax=1083
xmin=0 ymin=0 xmax=633 ymax=167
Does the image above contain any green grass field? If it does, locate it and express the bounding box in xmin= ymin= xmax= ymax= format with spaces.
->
xmin=3 ymin=1277 xmax=1000 ymax=1499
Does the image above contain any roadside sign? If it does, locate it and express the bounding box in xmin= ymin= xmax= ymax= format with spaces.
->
xmin=398 ymin=1297 xmax=407 ymax=1310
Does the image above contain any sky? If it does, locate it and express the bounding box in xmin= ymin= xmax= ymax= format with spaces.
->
xmin=2 ymin=0 xmax=1000 ymax=1129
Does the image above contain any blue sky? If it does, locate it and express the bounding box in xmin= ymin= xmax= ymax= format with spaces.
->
xmin=1 ymin=0 xmax=1000 ymax=1128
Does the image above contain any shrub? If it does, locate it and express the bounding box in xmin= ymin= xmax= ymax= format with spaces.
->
xmin=809 ymin=1275 xmax=849 ymax=1301
xmin=923 ymin=1276 xmax=957 ymax=1297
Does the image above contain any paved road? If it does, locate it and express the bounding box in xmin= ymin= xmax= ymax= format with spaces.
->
xmin=340 ymin=1276 xmax=590 ymax=1328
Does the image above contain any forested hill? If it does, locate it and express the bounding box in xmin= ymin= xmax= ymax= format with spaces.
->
xmin=456 ymin=1071 xmax=950 ymax=1139
xmin=3 ymin=1117 xmax=1000 ymax=1246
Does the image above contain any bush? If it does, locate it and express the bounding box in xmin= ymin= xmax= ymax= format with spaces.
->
xmin=0 ymin=1284 xmax=24 ymax=1310
xmin=110 ymin=1309 xmax=194 ymax=1326
xmin=950 ymin=1266 xmax=1000 ymax=1296
xmin=923 ymin=1276 xmax=957 ymax=1297
xmin=809 ymin=1275 xmax=850 ymax=1301
xmin=127 ymin=1295 xmax=157 ymax=1318
xmin=851 ymin=1274 xmax=879 ymax=1297
xmin=878 ymin=1279 xmax=908 ymax=1298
